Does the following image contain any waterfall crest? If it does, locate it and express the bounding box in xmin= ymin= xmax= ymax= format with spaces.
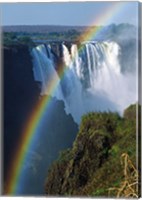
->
xmin=31 ymin=44 xmax=64 ymax=100
xmin=31 ymin=41 xmax=137 ymax=123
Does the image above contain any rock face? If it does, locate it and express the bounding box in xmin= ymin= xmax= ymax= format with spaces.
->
xmin=45 ymin=105 xmax=137 ymax=197
xmin=3 ymin=44 xmax=78 ymax=195
xmin=3 ymin=45 xmax=40 ymax=179
xmin=19 ymin=96 xmax=78 ymax=195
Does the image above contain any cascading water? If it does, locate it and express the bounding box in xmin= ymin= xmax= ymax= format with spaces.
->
xmin=31 ymin=41 xmax=137 ymax=123
xmin=31 ymin=44 xmax=64 ymax=100
xmin=71 ymin=44 xmax=81 ymax=78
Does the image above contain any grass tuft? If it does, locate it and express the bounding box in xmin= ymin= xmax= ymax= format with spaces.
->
xmin=108 ymin=153 xmax=138 ymax=198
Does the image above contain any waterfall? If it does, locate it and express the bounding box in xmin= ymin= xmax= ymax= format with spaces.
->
xmin=71 ymin=44 xmax=81 ymax=78
xmin=31 ymin=44 xmax=64 ymax=100
xmin=31 ymin=41 xmax=137 ymax=123
xmin=62 ymin=44 xmax=71 ymax=67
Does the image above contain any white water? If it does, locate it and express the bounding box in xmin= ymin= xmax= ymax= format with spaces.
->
xmin=31 ymin=41 xmax=137 ymax=123
xmin=31 ymin=44 xmax=64 ymax=100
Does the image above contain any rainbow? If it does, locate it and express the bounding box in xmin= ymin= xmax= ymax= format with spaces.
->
xmin=5 ymin=2 xmax=128 ymax=195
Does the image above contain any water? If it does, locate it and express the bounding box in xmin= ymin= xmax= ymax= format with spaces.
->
xmin=31 ymin=41 xmax=137 ymax=123
xmin=20 ymin=40 xmax=137 ymax=194
xmin=31 ymin=44 xmax=64 ymax=100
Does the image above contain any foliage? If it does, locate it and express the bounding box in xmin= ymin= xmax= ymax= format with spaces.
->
xmin=3 ymin=32 xmax=35 ymax=47
xmin=3 ymin=32 xmax=17 ymax=46
xmin=45 ymin=104 xmax=139 ymax=197
xmin=36 ymin=29 xmax=80 ymax=41
xmin=92 ymin=188 xmax=107 ymax=196
xmin=3 ymin=29 xmax=81 ymax=47
xmin=108 ymin=153 xmax=138 ymax=198
xmin=17 ymin=36 xmax=34 ymax=46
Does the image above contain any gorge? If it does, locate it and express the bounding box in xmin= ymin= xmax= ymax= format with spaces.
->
xmin=31 ymin=40 xmax=137 ymax=123
xmin=3 ymin=24 xmax=138 ymax=195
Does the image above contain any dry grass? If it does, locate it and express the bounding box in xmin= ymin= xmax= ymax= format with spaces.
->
xmin=108 ymin=153 xmax=138 ymax=198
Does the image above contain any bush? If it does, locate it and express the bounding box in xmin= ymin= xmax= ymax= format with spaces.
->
xmin=17 ymin=36 xmax=34 ymax=46
xmin=108 ymin=153 xmax=138 ymax=198
xmin=3 ymin=32 xmax=35 ymax=47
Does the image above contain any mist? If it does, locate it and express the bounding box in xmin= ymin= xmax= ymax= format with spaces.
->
xmin=31 ymin=25 xmax=138 ymax=123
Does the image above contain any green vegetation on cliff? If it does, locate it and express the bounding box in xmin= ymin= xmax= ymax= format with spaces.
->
xmin=45 ymin=104 xmax=140 ymax=197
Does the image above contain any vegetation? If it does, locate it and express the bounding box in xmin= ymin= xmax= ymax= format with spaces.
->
xmin=45 ymin=104 xmax=140 ymax=197
xmin=3 ymin=32 xmax=35 ymax=47
xmin=108 ymin=153 xmax=138 ymax=198
xmin=43 ymin=29 xmax=80 ymax=40
xmin=3 ymin=29 xmax=81 ymax=47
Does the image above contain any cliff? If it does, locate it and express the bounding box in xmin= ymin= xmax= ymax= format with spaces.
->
xmin=3 ymin=45 xmax=78 ymax=195
xmin=3 ymin=45 xmax=40 ymax=178
xmin=45 ymin=104 xmax=139 ymax=197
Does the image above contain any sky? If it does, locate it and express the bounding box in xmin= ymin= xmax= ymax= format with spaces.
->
xmin=0 ymin=1 xmax=139 ymax=26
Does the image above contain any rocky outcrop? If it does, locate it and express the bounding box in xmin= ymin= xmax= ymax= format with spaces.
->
xmin=3 ymin=45 xmax=78 ymax=195
xmin=45 ymin=105 xmax=137 ymax=197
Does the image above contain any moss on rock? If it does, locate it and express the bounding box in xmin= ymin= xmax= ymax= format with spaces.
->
xmin=45 ymin=104 xmax=138 ymax=197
